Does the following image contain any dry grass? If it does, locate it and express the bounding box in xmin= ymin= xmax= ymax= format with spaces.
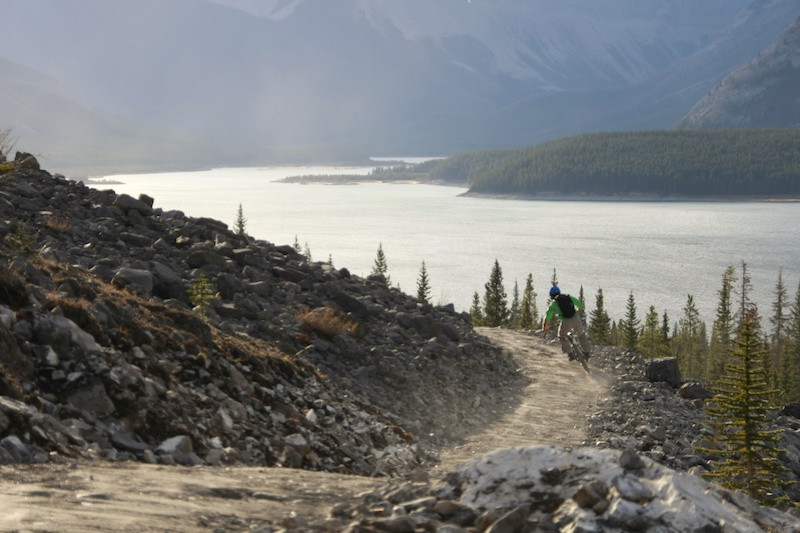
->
xmin=296 ymin=307 xmax=357 ymax=338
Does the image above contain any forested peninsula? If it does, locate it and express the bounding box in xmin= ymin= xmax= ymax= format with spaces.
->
xmin=285 ymin=129 xmax=800 ymax=199
xmin=451 ymin=129 xmax=800 ymax=198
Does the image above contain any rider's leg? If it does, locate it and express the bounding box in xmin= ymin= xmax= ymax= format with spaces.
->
xmin=557 ymin=319 xmax=572 ymax=354
xmin=574 ymin=318 xmax=591 ymax=354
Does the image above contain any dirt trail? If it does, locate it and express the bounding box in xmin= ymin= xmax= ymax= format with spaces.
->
xmin=431 ymin=327 xmax=608 ymax=475
xmin=0 ymin=328 xmax=609 ymax=532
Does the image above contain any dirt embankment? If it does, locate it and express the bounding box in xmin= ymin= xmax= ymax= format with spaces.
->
xmin=0 ymin=328 xmax=609 ymax=532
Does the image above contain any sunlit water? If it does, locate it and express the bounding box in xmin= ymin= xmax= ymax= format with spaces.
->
xmin=98 ymin=166 xmax=800 ymax=326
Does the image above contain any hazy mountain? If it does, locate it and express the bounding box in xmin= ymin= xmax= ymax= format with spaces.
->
xmin=675 ymin=16 xmax=800 ymax=129
xmin=0 ymin=0 xmax=797 ymax=172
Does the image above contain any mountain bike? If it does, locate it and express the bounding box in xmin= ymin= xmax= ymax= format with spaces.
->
xmin=532 ymin=329 xmax=591 ymax=374
xmin=566 ymin=331 xmax=591 ymax=374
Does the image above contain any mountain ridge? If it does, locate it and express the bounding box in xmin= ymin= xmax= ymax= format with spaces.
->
xmin=0 ymin=0 xmax=797 ymax=172
xmin=677 ymin=15 xmax=800 ymax=129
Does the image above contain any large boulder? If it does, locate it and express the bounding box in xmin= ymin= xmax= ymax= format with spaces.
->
xmin=112 ymin=267 xmax=154 ymax=297
xmin=645 ymin=358 xmax=681 ymax=388
xmin=13 ymin=152 xmax=40 ymax=172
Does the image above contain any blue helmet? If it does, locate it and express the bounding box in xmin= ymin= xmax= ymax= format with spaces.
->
xmin=549 ymin=285 xmax=560 ymax=298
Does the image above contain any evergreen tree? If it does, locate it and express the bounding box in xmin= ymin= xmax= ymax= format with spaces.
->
xmin=508 ymin=280 xmax=521 ymax=328
xmin=661 ymin=311 xmax=671 ymax=350
xmin=293 ymin=235 xmax=302 ymax=254
xmin=303 ymin=241 xmax=313 ymax=262
xmin=769 ymin=269 xmax=788 ymax=390
xmin=735 ymin=260 xmax=754 ymax=323
xmin=470 ymin=291 xmax=485 ymax=326
xmin=328 ymin=254 xmax=334 ymax=267
xmin=370 ymin=242 xmax=389 ymax=282
xmin=610 ymin=320 xmax=620 ymax=346
xmin=784 ymin=281 xmax=800 ymax=401
xmin=588 ymin=288 xmax=611 ymax=345
xmin=771 ymin=268 xmax=788 ymax=346
xmin=416 ymin=260 xmax=432 ymax=304
xmin=483 ymin=259 xmax=509 ymax=327
xmin=674 ymin=294 xmax=707 ymax=379
xmin=709 ymin=266 xmax=737 ymax=381
xmin=620 ymin=291 xmax=641 ymax=350
xmin=530 ymin=275 xmax=540 ymax=326
xmin=187 ymin=274 xmax=217 ymax=319
xmin=702 ymin=309 xmax=789 ymax=505
xmin=638 ymin=305 xmax=669 ymax=359
xmin=551 ymin=268 xmax=558 ymax=287
xmin=233 ymin=203 xmax=247 ymax=238
xmin=578 ymin=285 xmax=586 ymax=322
xmin=519 ymin=274 xmax=537 ymax=330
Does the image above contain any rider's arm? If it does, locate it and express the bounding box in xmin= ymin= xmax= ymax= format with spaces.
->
xmin=571 ymin=295 xmax=584 ymax=313
xmin=542 ymin=301 xmax=557 ymax=331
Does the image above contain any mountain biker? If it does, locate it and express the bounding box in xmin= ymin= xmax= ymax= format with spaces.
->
xmin=542 ymin=285 xmax=591 ymax=360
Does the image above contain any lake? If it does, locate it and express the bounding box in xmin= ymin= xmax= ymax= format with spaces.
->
xmin=98 ymin=166 xmax=800 ymax=327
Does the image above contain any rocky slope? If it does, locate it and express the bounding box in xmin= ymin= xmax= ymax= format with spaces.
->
xmin=0 ymin=152 xmax=521 ymax=476
xmin=676 ymin=16 xmax=800 ymax=129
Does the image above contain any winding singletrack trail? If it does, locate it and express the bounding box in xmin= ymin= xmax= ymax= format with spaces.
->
xmin=0 ymin=328 xmax=609 ymax=532
xmin=431 ymin=327 xmax=609 ymax=475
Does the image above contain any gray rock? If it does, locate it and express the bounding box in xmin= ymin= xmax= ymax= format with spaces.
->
xmin=186 ymin=249 xmax=227 ymax=269
xmin=1 ymin=435 xmax=30 ymax=462
xmin=678 ymin=382 xmax=713 ymax=400
xmin=644 ymin=358 xmax=681 ymax=388
xmin=113 ymin=193 xmax=154 ymax=216
xmin=66 ymin=379 xmax=115 ymax=418
xmin=112 ymin=267 xmax=154 ymax=296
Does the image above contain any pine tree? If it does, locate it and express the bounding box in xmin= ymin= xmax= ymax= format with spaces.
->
xmin=661 ymin=311 xmax=671 ymax=353
xmin=293 ymin=235 xmax=302 ymax=254
xmin=783 ymin=280 xmax=800 ymax=401
xmin=735 ymin=260 xmax=754 ymax=323
xmin=638 ymin=306 xmax=668 ymax=359
xmin=578 ymin=285 xmax=586 ymax=322
xmin=233 ymin=203 xmax=247 ymax=238
xmin=370 ymin=242 xmax=389 ymax=282
xmin=701 ymin=308 xmax=789 ymax=505
xmin=620 ymin=291 xmax=641 ymax=350
xmin=483 ymin=259 xmax=509 ymax=327
xmin=588 ymin=288 xmax=611 ymax=345
xmin=303 ymin=241 xmax=313 ymax=262
xmin=709 ymin=266 xmax=737 ymax=380
xmin=769 ymin=269 xmax=788 ymax=391
xmin=416 ymin=260 xmax=431 ymax=304
xmin=551 ymin=268 xmax=558 ymax=287
xmin=187 ymin=274 xmax=217 ymax=319
xmin=470 ymin=291 xmax=485 ymax=326
xmin=530 ymin=275 xmax=540 ymax=326
xmin=508 ymin=280 xmax=521 ymax=328
xmin=610 ymin=320 xmax=620 ymax=346
xmin=519 ymin=274 xmax=538 ymax=330
xmin=674 ymin=294 xmax=707 ymax=379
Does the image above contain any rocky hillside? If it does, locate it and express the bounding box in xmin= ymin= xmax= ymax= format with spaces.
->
xmin=676 ymin=16 xmax=800 ymax=129
xmin=0 ymin=152 xmax=521 ymax=475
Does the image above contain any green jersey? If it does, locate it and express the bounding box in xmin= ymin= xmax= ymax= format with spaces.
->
xmin=544 ymin=294 xmax=583 ymax=323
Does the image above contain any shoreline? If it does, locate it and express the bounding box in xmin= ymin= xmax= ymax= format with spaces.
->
xmin=66 ymin=164 xmax=800 ymax=203
xmin=459 ymin=191 xmax=800 ymax=203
